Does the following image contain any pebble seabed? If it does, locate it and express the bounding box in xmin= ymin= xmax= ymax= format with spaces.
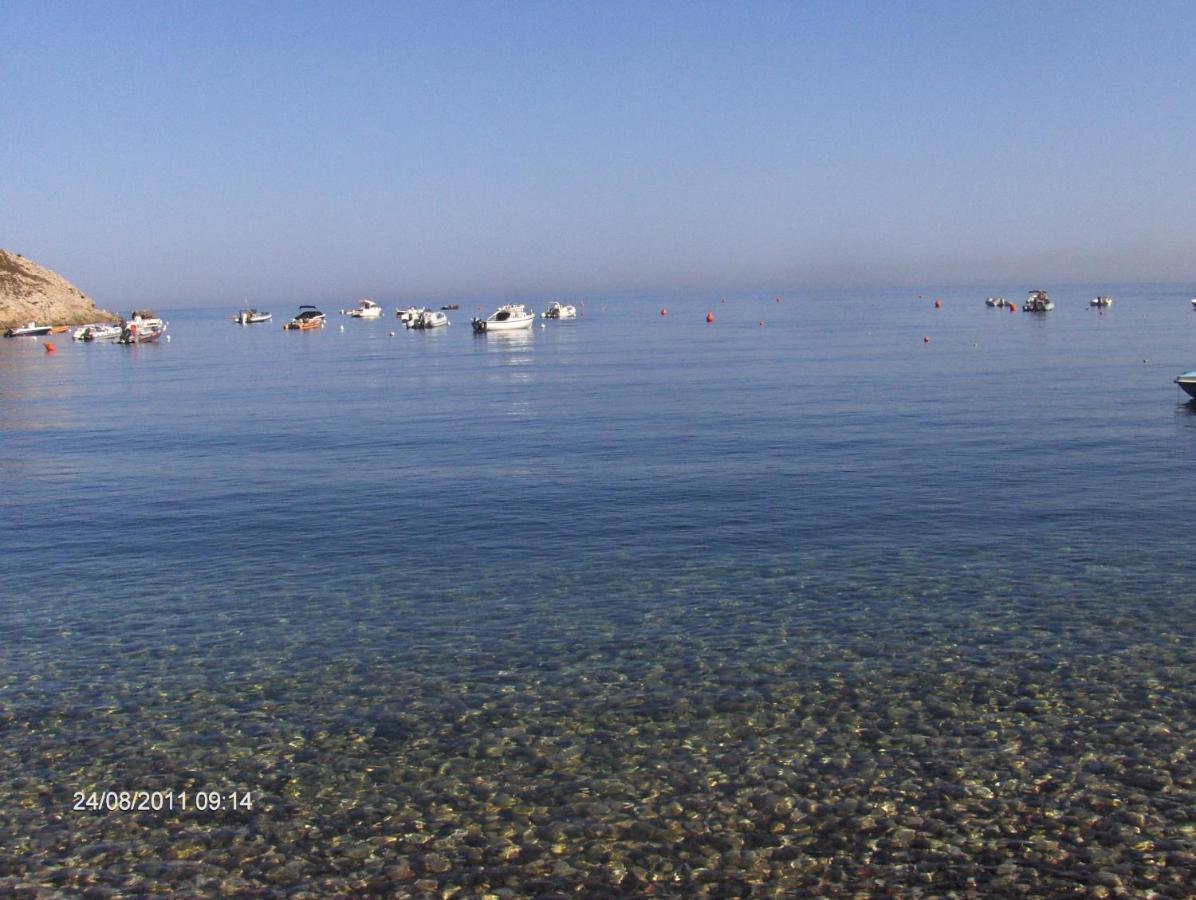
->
xmin=2 ymin=555 xmax=1194 ymax=897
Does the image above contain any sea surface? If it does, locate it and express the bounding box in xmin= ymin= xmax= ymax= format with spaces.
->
xmin=2 ymin=286 xmax=1195 ymax=896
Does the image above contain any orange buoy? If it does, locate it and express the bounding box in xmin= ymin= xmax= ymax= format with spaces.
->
xmin=44 ymin=342 xmax=56 ymax=353
xmin=706 ymin=312 xmax=714 ymax=323
xmin=660 ymin=308 xmax=668 ymax=316
xmin=1009 ymin=304 xmax=1017 ymax=312
xmin=934 ymin=299 xmax=941 ymax=309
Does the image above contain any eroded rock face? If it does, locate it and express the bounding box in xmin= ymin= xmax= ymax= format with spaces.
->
xmin=0 ymin=250 xmax=118 ymax=328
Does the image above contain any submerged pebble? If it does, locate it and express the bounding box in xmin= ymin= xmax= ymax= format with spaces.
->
xmin=3 ymin=553 xmax=1196 ymax=894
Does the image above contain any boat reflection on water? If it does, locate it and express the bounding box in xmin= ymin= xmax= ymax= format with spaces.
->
xmin=473 ymin=327 xmax=535 ymax=350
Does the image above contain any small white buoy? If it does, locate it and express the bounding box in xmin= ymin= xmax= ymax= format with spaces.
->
xmin=389 ymin=331 xmax=395 ymax=337
xmin=165 ymin=335 xmax=171 ymax=342
xmin=540 ymin=322 xmax=546 ymax=328
xmin=339 ymin=324 xmax=345 ymax=332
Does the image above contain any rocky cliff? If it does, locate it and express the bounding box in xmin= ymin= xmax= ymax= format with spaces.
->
xmin=0 ymin=250 xmax=118 ymax=329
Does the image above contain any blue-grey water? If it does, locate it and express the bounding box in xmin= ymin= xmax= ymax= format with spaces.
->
xmin=2 ymin=287 xmax=1195 ymax=895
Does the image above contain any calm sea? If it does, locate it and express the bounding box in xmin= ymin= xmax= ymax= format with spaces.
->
xmin=2 ymin=286 xmax=1195 ymax=894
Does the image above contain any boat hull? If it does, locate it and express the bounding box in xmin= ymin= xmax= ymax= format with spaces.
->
xmin=118 ymin=326 xmax=165 ymax=344
xmin=74 ymin=324 xmax=122 ymax=341
xmin=285 ymin=317 xmax=325 ymax=330
xmin=1177 ymin=373 xmax=1196 ymax=400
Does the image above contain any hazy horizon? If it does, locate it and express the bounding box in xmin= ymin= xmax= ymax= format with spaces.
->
xmin=4 ymin=1 xmax=1195 ymax=307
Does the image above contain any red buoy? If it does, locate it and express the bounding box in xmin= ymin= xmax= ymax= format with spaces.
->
xmin=44 ymin=342 xmax=56 ymax=353
xmin=923 ymin=335 xmax=930 ymax=343
xmin=706 ymin=312 xmax=714 ymax=323
xmin=1010 ymin=304 xmax=1017 ymax=313
xmin=934 ymin=299 xmax=941 ymax=309
xmin=660 ymin=308 xmax=668 ymax=316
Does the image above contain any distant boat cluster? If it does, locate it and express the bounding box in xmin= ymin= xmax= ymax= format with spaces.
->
xmin=1 ymin=310 xmax=167 ymax=344
xmin=980 ymin=290 xmax=1196 ymax=398
xmin=984 ymin=290 xmax=1119 ymax=312
xmin=222 ymin=299 xmax=581 ymax=333
xmin=8 ymin=291 xmax=1196 ymax=400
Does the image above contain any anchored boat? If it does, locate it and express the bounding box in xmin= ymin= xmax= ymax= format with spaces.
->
xmin=72 ymin=323 xmax=123 ymax=342
xmin=1023 ymin=290 xmax=1054 ymax=312
xmin=1176 ymin=371 xmax=1196 ymax=400
xmin=4 ymin=322 xmax=53 ymax=337
xmin=471 ymin=303 xmax=536 ymax=333
xmin=117 ymin=321 xmax=166 ymax=344
xmin=233 ymin=309 xmax=272 ymax=324
xmin=542 ymin=301 xmax=577 ymax=319
xmin=284 ymin=306 xmax=326 ymax=330
xmin=410 ymin=310 xmax=448 ymax=329
xmin=346 ymin=299 xmax=382 ymax=319
xmin=396 ymin=306 xmax=427 ymax=326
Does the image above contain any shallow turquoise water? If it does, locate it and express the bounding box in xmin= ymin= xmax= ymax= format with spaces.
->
xmin=2 ymin=287 xmax=1195 ymax=894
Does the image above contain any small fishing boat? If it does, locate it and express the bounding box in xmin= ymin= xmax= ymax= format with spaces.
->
xmin=284 ymin=305 xmax=326 ymax=330
xmin=1023 ymin=290 xmax=1054 ymax=312
xmin=442 ymin=304 xmax=460 ymax=310
xmin=542 ymin=301 xmax=577 ymax=319
xmin=1090 ymin=295 xmax=1113 ymax=307
xmin=117 ymin=321 xmax=166 ymax=344
xmin=1176 ymin=371 xmax=1196 ymax=400
xmin=233 ymin=309 xmax=272 ymax=324
xmin=72 ymin=323 xmax=123 ymax=342
xmin=345 ymin=299 xmax=382 ymax=318
xmin=472 ymin=303 xmax=536 ymax=333
xmin=4 ymin=322 xmax=53 ymax=337
xmin=410 ymin=310 xmax=448 ymax=329
xmin=985 ymin=297 xmax=1008 ymax=308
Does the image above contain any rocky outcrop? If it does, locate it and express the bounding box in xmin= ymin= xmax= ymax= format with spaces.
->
xmin=0 ymin=250 xmax=118 ymax=329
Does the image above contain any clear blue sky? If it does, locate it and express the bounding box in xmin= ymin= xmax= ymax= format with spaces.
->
xmin=3 ymin=1 xmax=1194 ymax=306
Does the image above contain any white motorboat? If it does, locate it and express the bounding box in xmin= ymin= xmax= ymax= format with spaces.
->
xmin=410 ymin=310 xmax=448 ymax=329
xmin=396 ymin=306 xmax=427 ymax=326
xmin=985 ymin=297 xmax=1008 ymax=308
xmin=72 ymin=323 xmax=123 ymax=342
xmin=1023 ymin=290 xmax=1053 ymax=312
xmin=127 ymin=309 xmax=165 ymax=329
xmin=1090 ymin=295 xmax=1113 ymax=308
xmin=233 ymin=308 xmax=272 ymax=324
xmin=542 ymin=301 xmax=577 ymax=319
xmin=117 ymin=320 xmax=166 ymax=344
xmin=1190 ymin=297 xmax=1196 ymax=310
xmin=346 ymin=299 xmax=383 ymax=318
xmin=472 ymin=303 xmax=536 ymax=333
xmin=4 ymin=321 xmax=53 ymax=337
xmin=1176 ymin=371 xmax=1196 ymax=400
